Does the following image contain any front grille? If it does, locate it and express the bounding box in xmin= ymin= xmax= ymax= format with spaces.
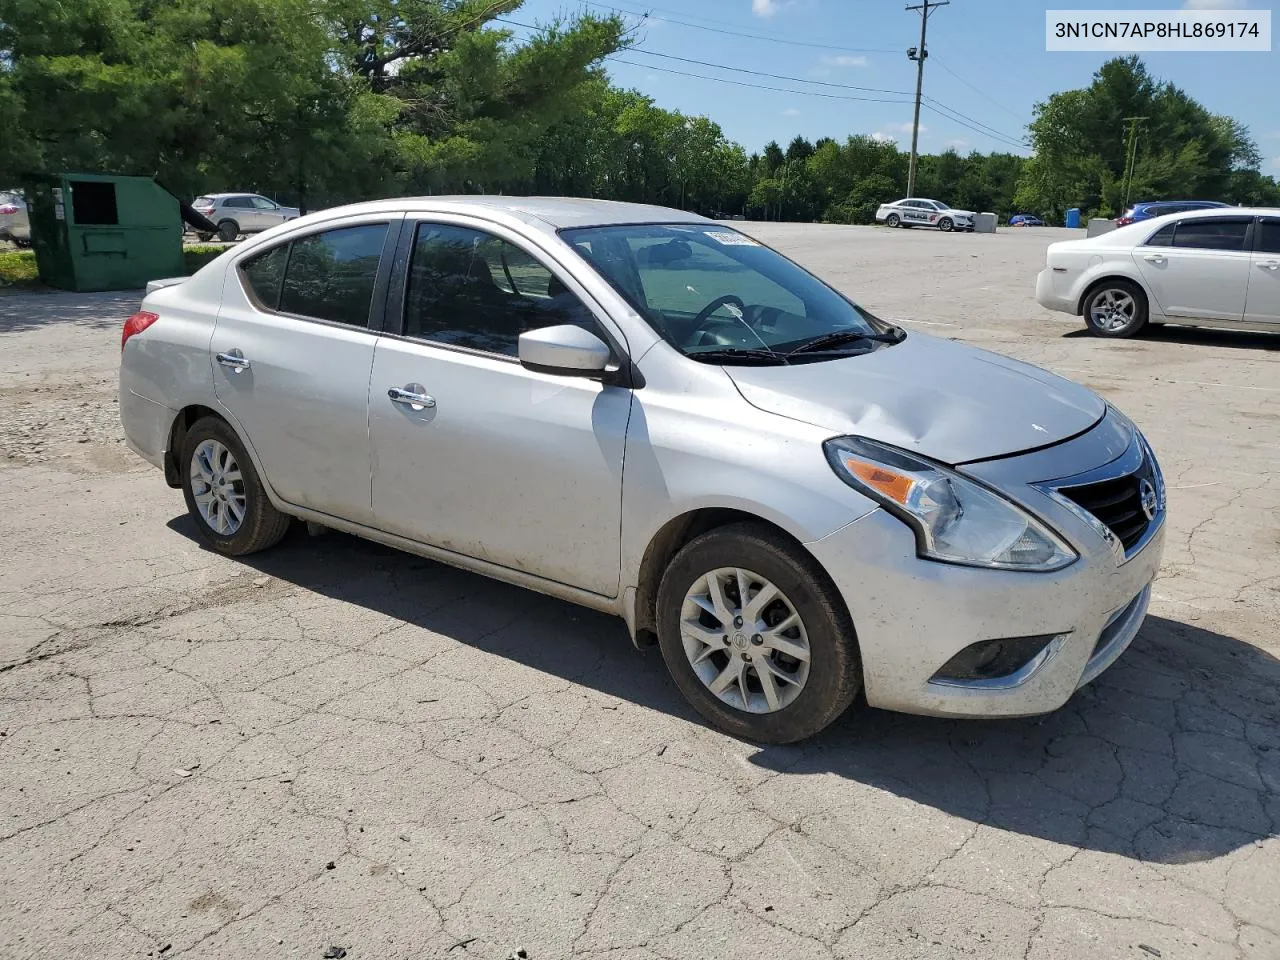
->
xmin=1058 ymin=459 xmax=1156 ymax=551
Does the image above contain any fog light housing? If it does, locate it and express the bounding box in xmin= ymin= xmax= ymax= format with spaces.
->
xmin=930 ymin=634 xmax=1064 ymax=686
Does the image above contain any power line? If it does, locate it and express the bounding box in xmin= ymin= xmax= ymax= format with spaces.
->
xmin=921 ymin=95 xmax=1027 ymax=145
xmin=573 ymin=0 xmax=900 ymax=54
xmin=625 ymin=49 xmax=912 ymax=96
xmin=608 ymin=57 xmax=915 ymax=105
xmin=930 ymin=58 xmax=1025 ymax=122
xmin=920 ymin=103 xmax=1026 ymax=151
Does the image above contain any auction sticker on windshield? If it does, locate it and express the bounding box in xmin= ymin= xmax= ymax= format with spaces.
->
xmin=705 ymin=230 xmax=761 ymax=246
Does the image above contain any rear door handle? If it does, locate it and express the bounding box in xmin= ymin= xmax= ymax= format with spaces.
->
xmin=216 ymin=351 xmax=250 ymax=372
xmin=1143 ymin=254 xmax=1166 ymax=264
xmin=388 ymin=387 xmax=436 ymax=409
xmin=1259 ymin=260 xmax=1280 ymax=271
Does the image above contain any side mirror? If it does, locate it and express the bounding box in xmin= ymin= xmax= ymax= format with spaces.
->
xmin=519 ymin=324 xmax=612 ymax=376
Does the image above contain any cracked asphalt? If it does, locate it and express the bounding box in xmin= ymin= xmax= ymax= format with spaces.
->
xmin=1 ymin=224 xmax=1278 ymax=960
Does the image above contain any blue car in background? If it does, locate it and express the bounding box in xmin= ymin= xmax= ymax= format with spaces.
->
xmin=1008 ymin=214 xmax=1045 ymax=227
xmin=1115 ymin=200 xmax=1230 ymax=226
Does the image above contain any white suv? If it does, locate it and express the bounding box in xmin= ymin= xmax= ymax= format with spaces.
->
xmin=876 ymin=198 xmax=975 ymax=233
xmin=192 ymin=193 xmax=300 ymax=242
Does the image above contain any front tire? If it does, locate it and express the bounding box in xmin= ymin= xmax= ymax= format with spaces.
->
xmin=181 ymin=416 xmax=291 ymax=556
xmin=655 ymin=522 xmax=863 ymax=744
xmin=885 ymin=213 xmax=900 ymax=228
xmin=1083 ymin=280 xmax=1148 ymax=338
xmin=938 ymin=217 xmax=954 ymax=232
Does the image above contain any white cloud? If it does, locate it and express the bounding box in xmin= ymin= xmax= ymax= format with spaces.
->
xmin=753 ymin=0 xmax=779 ymax=16
xmin=946 ymin=138 xmax=971 ymax=150
xmin=1272 ymin=156 xmax=1280 ymax=169
xmin=783 ymin=107 xmax=802 ymax=117
xmin=1182 ymin=0 xmax=1245 ymax=7
xmin=870 ymin=132 xmax=897 ymax=144
xmin=821 ymin=55 xmax=869 ymax=68
xmin=896 ymin=122 xmax=927 ymax=135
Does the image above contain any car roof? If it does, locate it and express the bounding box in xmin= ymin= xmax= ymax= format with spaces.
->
xmin=301 ymin=196 xmax=712 ymax=230
xmin=201 ymin=192 xmax=264 ymax=199
xmin=1146 ymin=205 xmax=1276 ymax=220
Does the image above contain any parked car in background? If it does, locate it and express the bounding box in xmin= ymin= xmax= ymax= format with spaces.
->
xmin=1115 ymin=200 xmax=1230 ymax=227
xmin=192 ymin=193 xmax=300 ymax=242
xmin=121 ymin=197 xmax=1164 ymax=743
xmin=1036 ymin=207 xmax=1280 ymax=338
xmin=1008 ymin=214 xmax=1045 ymax=227
xmin=0 ymin=190 xmax=31 ymax=247
xmin=876 ymin=198 xmax=976 ymax=232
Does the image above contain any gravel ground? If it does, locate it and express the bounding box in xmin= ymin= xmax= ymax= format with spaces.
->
xmin=1 ymin=224 xmax=1278 ymax=960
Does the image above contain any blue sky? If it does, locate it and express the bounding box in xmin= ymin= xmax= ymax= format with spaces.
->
xmin=510 ymin=0 xmax=1280 ymax=169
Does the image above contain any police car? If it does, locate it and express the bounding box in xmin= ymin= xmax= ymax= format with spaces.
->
xmin=875 ymin=198 xmax=975 ymax=232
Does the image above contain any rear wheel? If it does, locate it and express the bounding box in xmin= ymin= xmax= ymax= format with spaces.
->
xmin=181 ymin=416 xmax=290 ymax=556
xmin=196 ymin=232 xmax=213 ymax=243
xmin=216 ymin=219 xmax=239 ymax=243
xmin=656 ymin=522 xmax=862 ymax=744
xmin=1083 ymin=280 xmax=1148 ymax=338
xmin=885 ymin=213 xmax=901 ymax=228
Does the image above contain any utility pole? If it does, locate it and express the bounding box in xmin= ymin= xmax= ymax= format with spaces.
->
xmin=1121 ymin=116 xmax=1148 ymax=212
xmin=905 ymin=0 xmax=948 ymax=198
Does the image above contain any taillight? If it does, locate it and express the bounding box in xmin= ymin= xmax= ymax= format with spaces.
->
xmin=1115 ymin=217 xmax=1134 ymax=226
xmin=122 ymin=311 xmax=159 ymax=351
xmin=0 ymin=205 xmax=18 ymax=215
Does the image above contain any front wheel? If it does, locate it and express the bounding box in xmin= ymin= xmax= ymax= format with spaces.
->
xmin=938 ymin=217 xmax=954 ymax=232
xmin=181 ymin=416 xmax=291 ymax=556
xmin=656 ymin=522 xmax=863 ymax=744
xmin=1083 ymin=280 xmax=1148 ymax=338
xmin=885 ymin=213 xmax=901 ymax=228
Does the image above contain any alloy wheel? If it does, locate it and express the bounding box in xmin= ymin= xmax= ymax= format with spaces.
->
xmin=190 ymin=438 xmax=246 ymax=536
xmin=1090 ymin=289 xmax=1137 ymax=332
xmin=680 ymin=567 xmax=811 ymax=714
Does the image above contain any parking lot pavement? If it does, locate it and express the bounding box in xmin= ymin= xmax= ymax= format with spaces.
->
xmin=2 ymin=225 xmax=1277 ymax=960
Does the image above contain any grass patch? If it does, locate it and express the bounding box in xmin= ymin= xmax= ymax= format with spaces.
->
xmin=0 ymin=249 xmax=39 ymax=288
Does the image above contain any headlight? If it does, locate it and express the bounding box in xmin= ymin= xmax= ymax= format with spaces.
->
xmin=824 ymin=436 xmax=1077 ymax=572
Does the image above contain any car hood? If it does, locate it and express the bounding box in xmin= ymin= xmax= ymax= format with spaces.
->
xmin=943 ymin=208 xmax=976 ymax=218
xmin=723 ymin=333 xmax=1105 ymax=465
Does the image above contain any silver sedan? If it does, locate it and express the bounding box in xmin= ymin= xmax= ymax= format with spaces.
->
xmin=120 ymin=198 xmax=1165 ymax=742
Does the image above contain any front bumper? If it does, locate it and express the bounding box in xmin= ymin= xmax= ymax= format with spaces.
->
xmin=806 ymin=414 xmax=1165 ymax=718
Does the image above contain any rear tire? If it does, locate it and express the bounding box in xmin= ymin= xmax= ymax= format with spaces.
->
xmin=216 ymin=219 xmax=239 ymax=243
xmin=181 ymin=416 xmax=291 ymax=556
xmin=197 ymin=233 xmax=212 ymax=243
xmin=655 ymin=522 xmax=862 ymax=744
xmin=1082 ymin=279 xmax=1148 ymax=338
xmin=886 ymin=213 xmax=901 ymax=228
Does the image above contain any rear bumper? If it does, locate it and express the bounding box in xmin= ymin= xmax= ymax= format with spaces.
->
xmin=1036 ymin=268 xmax=1077 ymax=314
xmin=119 ymin=386 xmax=173 ymax=470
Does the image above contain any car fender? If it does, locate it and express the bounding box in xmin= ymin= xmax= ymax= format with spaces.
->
xmin=1071 ymin=257 xmax=1162 ymax=317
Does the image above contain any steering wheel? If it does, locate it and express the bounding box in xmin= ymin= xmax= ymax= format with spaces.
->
xmin=689 ymin=294 xmax=749 ymax=343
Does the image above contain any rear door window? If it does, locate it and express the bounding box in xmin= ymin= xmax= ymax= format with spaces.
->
xmin=1170 ymin=218 xmax=1250 ymax=252
xmin=278 ymin=224 xmax=389 ymax=326
xmin=1257 ymin=219 xmax=1280 ymax=255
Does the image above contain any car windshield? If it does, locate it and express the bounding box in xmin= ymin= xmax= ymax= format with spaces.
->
xmin=933 ymin=201 xmax=950 ymax=210
xmin=560 ymin=223 xmax=901 ymax=365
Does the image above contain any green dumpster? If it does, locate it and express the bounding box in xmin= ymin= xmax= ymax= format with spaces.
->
xmin=23 ymin=173 xmax=186 ymax=292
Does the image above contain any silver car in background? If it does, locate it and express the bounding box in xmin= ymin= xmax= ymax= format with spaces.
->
xmin=192 ymin=193 xmax=300 ymax=242
xmin=120 ymin=198 xmax=1165 ymax=743
xmin=0 ymin=190 xmax=31 ymax=247
xmin=876 ymin=197 xmax=976 ymax=232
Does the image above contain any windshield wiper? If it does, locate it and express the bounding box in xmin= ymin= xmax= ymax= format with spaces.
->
xmin=786 ymin=328 xmax=904 ymax=357
xmin=687 ymin=347 xmax=790 ymax=366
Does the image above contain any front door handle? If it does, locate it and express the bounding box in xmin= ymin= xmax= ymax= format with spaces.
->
xmin=388 ymin=386 xmax=436 ymax=409
xmin=216 ymin=351 xmax=250 ymax=373
xmin=1259 ymin=260 xmax=1280 ymax=271
xmin=1143 ymin=254 xmax=1166 ymax=264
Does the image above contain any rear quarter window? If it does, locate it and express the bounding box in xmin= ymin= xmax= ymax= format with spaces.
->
xmin=240 ymin=245 xmax=288 ymax=309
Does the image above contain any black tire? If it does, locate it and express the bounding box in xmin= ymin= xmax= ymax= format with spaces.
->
xmin=197 ymin=232 xmax=212 ymax=243
xmin=938 ymin=217 xmax=954 ymax=233
xmin=181 ymin=416 xmax=291 ymax=556
xmin=886 ymin=213 xmax=901 ymax=228
xmin=1082 ymin=279 xmax=1148 ymax=338
xmin=655 ymin=522 xmax=863 ymax=744
xmin=216 ymin=219 xmax=239 ymax=242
